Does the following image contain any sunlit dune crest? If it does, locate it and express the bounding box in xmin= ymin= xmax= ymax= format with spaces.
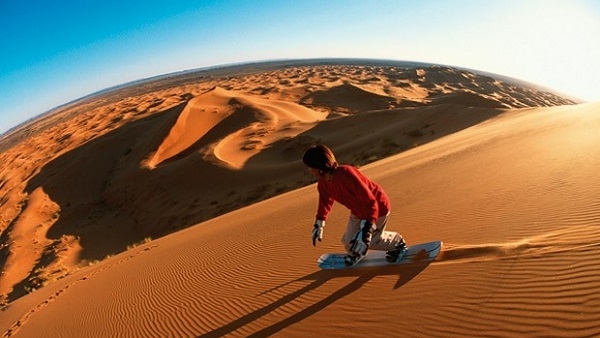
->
xmin=2 ymin=60 xmax=598 ymax=337
xmin=148 ymin=86 xmax=327 ymax=169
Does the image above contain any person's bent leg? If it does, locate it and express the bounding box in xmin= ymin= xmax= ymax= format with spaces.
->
xmin=342 ymin=215 xmax=362 ymax=253
xmin=369 ymin=213 xmax=405 ymax=251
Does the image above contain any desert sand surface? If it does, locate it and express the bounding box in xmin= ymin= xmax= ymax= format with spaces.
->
xmin=2 ymin=60 xmax=598 ymax=337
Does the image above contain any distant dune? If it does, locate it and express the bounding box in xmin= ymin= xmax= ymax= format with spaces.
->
xmin=2 ymin=59 xmax=598 ymax=337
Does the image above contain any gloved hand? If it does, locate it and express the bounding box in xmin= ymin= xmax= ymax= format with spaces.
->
xmin=350 ymin=220 xmax=375 ymax=256
xmin=350 ymin=239 xmax=368 ymax=256
xmin=312 ymin=220 xmax=325 ymax=246
xmin=361 ymin=220 xmax=375 ymax=246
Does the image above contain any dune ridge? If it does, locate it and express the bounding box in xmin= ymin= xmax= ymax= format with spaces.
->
xmin=148 ymin=86 xmax=327 ymax=169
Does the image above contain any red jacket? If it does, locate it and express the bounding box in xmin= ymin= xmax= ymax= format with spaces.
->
xmin=316 ymin=165 xmax=391 ymax=223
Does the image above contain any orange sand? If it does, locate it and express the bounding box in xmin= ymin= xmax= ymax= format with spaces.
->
xmin=2 ymin=61 xmax=598 ymax=337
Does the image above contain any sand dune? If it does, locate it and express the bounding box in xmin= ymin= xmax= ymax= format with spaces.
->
xmin=2 ymin=101 xmax=599 ymax=337
xmin=1 ymin=60 xmax=595 ymax=337
xmin=148 ymin=86 xmax=327 ymax=169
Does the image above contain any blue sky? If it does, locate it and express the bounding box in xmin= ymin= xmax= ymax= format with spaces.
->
xmin=1 ymin=0 xmax=599 ymax=133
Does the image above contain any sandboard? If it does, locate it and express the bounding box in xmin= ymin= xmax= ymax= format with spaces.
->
xmin=317 ymin=240 xmax=442 ymax=270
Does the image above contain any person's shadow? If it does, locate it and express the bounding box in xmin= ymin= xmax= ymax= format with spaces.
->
xmin=200 ymin=261 xmax=433 ymax=337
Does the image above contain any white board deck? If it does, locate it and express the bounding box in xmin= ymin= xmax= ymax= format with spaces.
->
xmin=317 ymin=240 xmax=442 ymax=270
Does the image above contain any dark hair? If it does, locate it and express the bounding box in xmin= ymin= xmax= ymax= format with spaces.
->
xmin=303 ymin=145 xmax=338 ymax=173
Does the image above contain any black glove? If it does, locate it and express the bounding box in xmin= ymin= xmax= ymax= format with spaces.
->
xmin=312 ymin=220 xmax=325 ymax=246
xmin=350 ymin=220 xmax=375 ymax=256
xmin=361 ymin=220 xmax=375 ymax=246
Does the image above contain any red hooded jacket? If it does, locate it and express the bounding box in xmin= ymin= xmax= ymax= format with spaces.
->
xmin=315 ymin=165 xmax=391 ymax=223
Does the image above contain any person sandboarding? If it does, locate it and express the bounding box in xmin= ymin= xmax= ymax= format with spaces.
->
xmin=303 ymin=145 xmax=407 ymax=266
